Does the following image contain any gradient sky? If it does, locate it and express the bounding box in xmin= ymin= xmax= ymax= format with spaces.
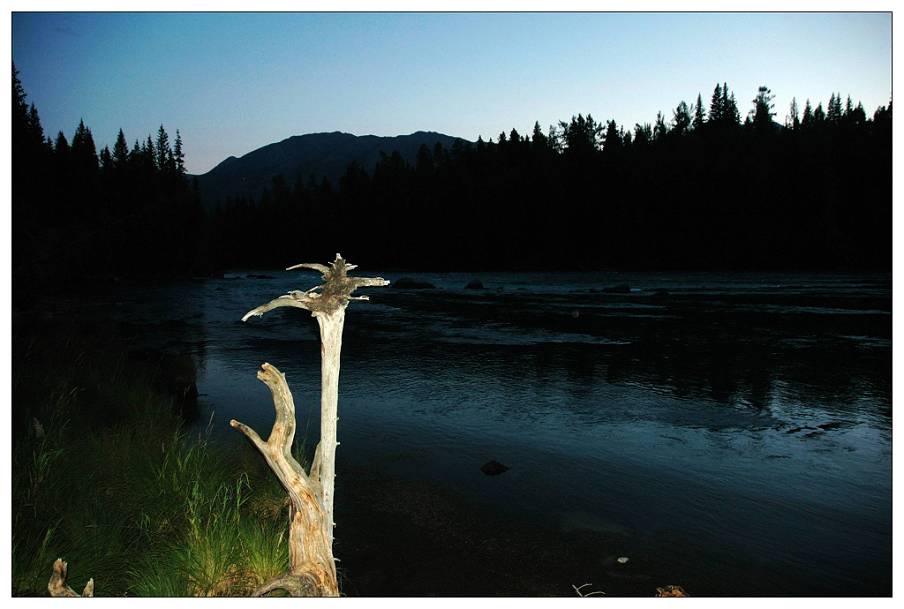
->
xmin=11 ymin=12 xmax=892 ymax=174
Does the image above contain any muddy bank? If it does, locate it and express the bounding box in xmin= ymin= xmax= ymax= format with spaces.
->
xmin=333 ymin=465 xmax=686 ymax=597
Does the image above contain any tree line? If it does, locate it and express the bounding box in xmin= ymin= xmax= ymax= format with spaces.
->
xmin=210 ymin=82 xmax=891 ymax=271
xmin=12 ymin=63 xmax=203 ymax=300
xmin=13 ymin=64 xmax=891 ymax=285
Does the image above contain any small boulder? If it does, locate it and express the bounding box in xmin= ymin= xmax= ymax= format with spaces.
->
xmin=464 ymin=279 xmax=484 ymax=290
xmin=480 ymin=460 xmax=510 ymax=476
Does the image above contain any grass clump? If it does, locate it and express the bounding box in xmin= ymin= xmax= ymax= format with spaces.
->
xmin=11 ymin=322 xmax=292 ymax=596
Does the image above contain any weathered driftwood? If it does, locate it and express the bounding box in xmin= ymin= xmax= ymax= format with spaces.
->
xmin=231 ymin=364 xmax=338 ymax=597
xmin=48 ymin=558 xmax=94 ymax=597
xmin=238 ymin=254 xmax=388 ymax=596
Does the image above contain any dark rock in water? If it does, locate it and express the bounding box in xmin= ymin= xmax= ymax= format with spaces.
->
xmin=464 ymin=279 xmax=484 ymax=290
xmin=651 ymin=289 xmax=670 ymax=302
xmin=393 ymin=277 xmax=436 ymax=289
xmin=817 ymin=421 xmax=845 ymax=431
xmin=480 ymin=460 xmax=510 ymax=476
xmin=603 ymin=283 xmax=631 ymax=294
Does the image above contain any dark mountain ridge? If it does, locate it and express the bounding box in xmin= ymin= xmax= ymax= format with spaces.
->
xmin=192 ymin=130 xmax=466 ymax=207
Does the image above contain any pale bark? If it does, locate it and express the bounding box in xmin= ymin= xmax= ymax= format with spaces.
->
xmin=231 ymin=363 xmax=338 ymax=597
xmin=48 ymin=558 xmax=94 ymax=597
xmin=239 ymin=254 xmax=388 ymax=595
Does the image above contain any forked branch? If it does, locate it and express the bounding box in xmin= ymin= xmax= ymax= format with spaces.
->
xmin=230 ymin=363 xmax=338 ymax=597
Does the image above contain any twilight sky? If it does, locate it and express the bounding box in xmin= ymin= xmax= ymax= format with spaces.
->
xmin=11 ymin=12 xmax=892 ymax=174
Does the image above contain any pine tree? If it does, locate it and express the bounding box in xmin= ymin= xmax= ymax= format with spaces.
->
xmin=787 ymin=97 xmax=800 ymax=129
xmin=99 ymin=145 xmax=113 ymax=172
xmin=653 ymin=111 xmax=669 ymax=141
xmin=801 ymin=99 xmax=813 ymax=129
xmin=709 ymin=83 xmax=724 ymax=123
xmin=603 ymin=120 xmax=623 ymax=153
xmin=71 ymin=119 xmax=98 ymax=172
xmin=826 ymin=93 xmax=843 ymax=123
xmin=113 ymin=128 xmax=129 ymax=168
xmin=634 ymin=123 xmax=652 ymax=146
xmin=726 ymin=90 xmax=741 ymax=125
xmin=672 ymin=101 xmax=691 ymax=136
xmin=173 ymin=129 xmax=186 ymax=175
xmin=54 ymin=131 xmax=70 ymax=156
xmin=693 ymin=93 xmax=706 ymax=130
xmin=813 ymin=102 xmax=826 ymax=124
xmin=144 ymin=135 xmax=156 ymax=170
xmin=531 ymin=121 xmax=548 ymax=149
xmin=156 ymin=125 xmax=171 ymax=172
xmin=750 ymin=85 xmax=775 ymax=131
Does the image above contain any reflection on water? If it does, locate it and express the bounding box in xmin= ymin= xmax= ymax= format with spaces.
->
xmin=101 ymin=271 xmax=890 ymax=595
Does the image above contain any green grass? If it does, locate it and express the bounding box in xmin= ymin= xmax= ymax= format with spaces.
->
xmin=11 ymin=323 xmax=295 ymax=596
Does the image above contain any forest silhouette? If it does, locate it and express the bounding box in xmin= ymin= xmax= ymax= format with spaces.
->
xmin=12 ymin=64 xmax=892 ymax=294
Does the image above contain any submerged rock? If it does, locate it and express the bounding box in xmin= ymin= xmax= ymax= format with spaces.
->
xmin=393 ymin=277 xmax=436 ymax=289
xmin=651 ymin=289 xmax=670 ymax=302
xmin=603 ymin=283 xmax=631 ymax=294
xmin=464 ymin=279 xmax=484 ymax=290
xmin=480 ymin=460 xmax=510 ymax=476
xmin=817 ymin=421 xmax=845 ymax=431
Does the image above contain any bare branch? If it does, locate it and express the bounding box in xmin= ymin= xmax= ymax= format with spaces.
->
xmin=241 ymin=294 xmax=317 ymax=322
xmin=231 ymin=364 xmax=338 ymax=596
xmin=286 ymin=262 xmax=330 ymax=274
xmin=229 ymin=419 xmax=267 ymax=454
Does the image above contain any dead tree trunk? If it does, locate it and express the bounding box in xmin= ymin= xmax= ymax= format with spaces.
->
xmin=237 ymin=254 xmax=388 ymax=596
xmin=230 ymin=363 xmax=338 ymax=596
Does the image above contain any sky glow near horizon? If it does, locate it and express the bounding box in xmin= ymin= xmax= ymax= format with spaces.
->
xmin=11 ymin=12 xmax=892 ymax=174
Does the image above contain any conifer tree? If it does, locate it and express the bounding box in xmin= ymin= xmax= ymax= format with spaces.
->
xmin=787 ymin=97 xmax=800 ymax=129
xmin=750 ymin=85 xmax=775 ymax=131
xmin=99 ymin=146 xmax=113 ymax=172
xmin=801 ymin=99 xmax=813 ymax=129
xmin=653 ymin=111 xmax=669 ymax=141
xmin=173 ymin=129 xmax=186 ymax=176
xmin=113 ymin=129 xmax=129 ymax=169
xmin=603 ymin=119 xmax=623 ymax=153
xmin=156 ymin=125 xmax=171 ymax=172
xmin=813 ymin=102 xmax=826 ymax=124
xmin=709 ymin=83 xmax=724 ymax=123
xmin=531 ymin=121 xmax=548 ymax=149
xmin=826 ymin=93 xmax=843 ymax=123
xmin=693 ymin=93 xmax=706 ymax=130
xmin=71 ymin=119 xmax=98 ymax=172
xmin=672 ymin=101 xmax=692 ymax=136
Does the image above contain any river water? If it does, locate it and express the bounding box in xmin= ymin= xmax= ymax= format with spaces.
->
xmin=103 ymin=270 xmax=891 ymax=596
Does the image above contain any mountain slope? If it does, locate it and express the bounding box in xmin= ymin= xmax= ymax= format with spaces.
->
xmin=192 ymin=131 xmax=466 ymax=207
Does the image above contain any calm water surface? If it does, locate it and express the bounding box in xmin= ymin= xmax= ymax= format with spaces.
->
xmin=107 ymin=271 xmax=891 ymax=595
